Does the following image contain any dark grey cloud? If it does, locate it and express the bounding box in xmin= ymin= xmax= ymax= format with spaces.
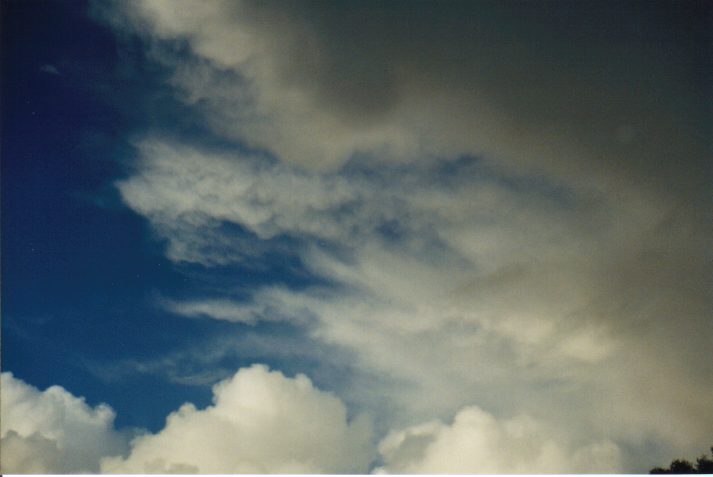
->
xmin=73 ymin=0 xmax=713 ymax=472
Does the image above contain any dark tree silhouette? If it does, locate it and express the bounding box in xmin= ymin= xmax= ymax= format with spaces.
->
xmin=650 ymin=447 xmax=713 ymax=474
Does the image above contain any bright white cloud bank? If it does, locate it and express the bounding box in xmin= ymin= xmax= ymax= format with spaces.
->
xmin=3 ymin=370 xmax=627 ymax=474
xmin=377 ymin=406 xmax=622 ymax=474
xmin=112 ymin=137 xmax=712 ymax=472
xmin=101 ymin=365 xmax=373 ymax=473
xmin=0 ymin=372 xmax=129 ymax=473
xmin=2 ymin=367 xmax=373 ymax=474
xmin=8 ymin=0 xmax=706 ymax=473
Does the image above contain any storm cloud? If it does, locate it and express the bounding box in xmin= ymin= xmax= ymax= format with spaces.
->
xmin=5 ymin=0 xmax=711 ymax=473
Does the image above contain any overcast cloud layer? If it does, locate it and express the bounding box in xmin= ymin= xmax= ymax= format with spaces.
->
xmin=4 ymin=0 xmax=711 ymax=474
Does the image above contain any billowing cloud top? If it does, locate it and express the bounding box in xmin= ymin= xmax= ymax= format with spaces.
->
xmin=2 ymin=367 xmax=373 ymax=474
xmin=5 ymin=0 xmax=712 ymax=474
xmin=102 ymin=365 xmax=374 ymax=473
xmin=1 ymin=373 xmax=129 ymax=473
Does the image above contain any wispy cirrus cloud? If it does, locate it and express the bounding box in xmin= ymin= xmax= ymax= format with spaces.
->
xmin=19 ymin=0 xmax=705 ymax=473
xmin=39 ymin=64 xmax=60 ymax=75
xmin=109 ymin=131 xmax=713 ymax=471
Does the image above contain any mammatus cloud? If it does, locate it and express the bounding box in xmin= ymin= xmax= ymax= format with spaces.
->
xmin=2 ymin=368 xmax=373 ymax=474
xmin=0 ymin=372 xmax=129 ymax=473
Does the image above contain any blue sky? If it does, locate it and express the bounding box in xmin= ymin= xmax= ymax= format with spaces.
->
xmin=2 ymin=0 xmax=212 ymax=430
xmin=2 ymin=0 xmax=712 ymax=474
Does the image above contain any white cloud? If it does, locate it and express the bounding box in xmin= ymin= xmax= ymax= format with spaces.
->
xmin=161 ymin=287 xmax=324 ymax=326
xmin=92 ymin=0 xmax=713 ymax=472
xmin=2 ymin=367 xmax=374 ymax=474
xmin=101 ymin=364 xmax=374 ymax=474
xmin=112 ymin=134 xmax=713 ymax=471
xmin=0 ymin=372 xmax=129 ymax=473
xmin=376 ymin=406 xmax=623 ymax=474
xmin=116 ymin=139 xmax=371 ymax=265
xmin=162 ymin=298 xmax=267 ymax=324
xmin=39 ymin=64 xmax=60 ymax=75
xmin=100 ymin=0 xmax=710 ymax=217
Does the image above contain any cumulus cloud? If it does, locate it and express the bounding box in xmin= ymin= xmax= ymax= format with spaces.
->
xmin=377 ymin=406 xmax=623 ymax=474
xmin=0 ymin=372 xmax=129 ymax=473
xmin=90 ymin=0 xmax=713 ymax=472
xmin=113 ymin=132 xmax=713 ymax=470
xmin=101 ymin=364 xmax=373 ymax=473
xmin=2 ymin=367 xmax=373 ymax=474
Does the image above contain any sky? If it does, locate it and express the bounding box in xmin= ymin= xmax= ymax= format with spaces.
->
xmin=1 ymin=0 xmax=711 ymax=474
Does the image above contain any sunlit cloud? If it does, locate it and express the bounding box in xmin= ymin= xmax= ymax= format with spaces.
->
xmin=4 ymin=0 xmax=711 ymax=473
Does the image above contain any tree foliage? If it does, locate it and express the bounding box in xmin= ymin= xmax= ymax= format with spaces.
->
xmin=650 ymin=447 xmax=713 ymax=474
